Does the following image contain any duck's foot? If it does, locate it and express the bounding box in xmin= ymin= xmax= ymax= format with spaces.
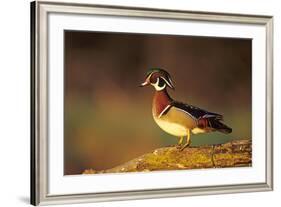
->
xmin=176 ymin=144 xmax=183 ymax=149
xmin=179 ymin=142 xmax=191 ymax=151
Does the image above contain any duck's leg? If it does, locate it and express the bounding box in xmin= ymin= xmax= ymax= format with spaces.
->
xmin=176 ymin=136 xmax=184 ymax=148
xmin=180 ymin=129 xmax=191 ymax=151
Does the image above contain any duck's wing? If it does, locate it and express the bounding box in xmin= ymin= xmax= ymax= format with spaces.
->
xmin=170 ymin=101 xmax=223 ymax=121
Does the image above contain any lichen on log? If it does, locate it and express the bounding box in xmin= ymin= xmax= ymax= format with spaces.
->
xmin=83 ymin=139 xmax=252 ymax=174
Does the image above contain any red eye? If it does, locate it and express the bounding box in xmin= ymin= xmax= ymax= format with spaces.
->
xmin=149 ymin=73 xmax=158 ymax=84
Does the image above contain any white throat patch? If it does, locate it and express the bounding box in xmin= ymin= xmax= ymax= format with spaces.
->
xmin=151 ymin=78 xmax=166 ymax=91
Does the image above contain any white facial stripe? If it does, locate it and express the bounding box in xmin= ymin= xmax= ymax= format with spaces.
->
xmin=168 ymin=76 xmax=174 ymax=88
xmin=146 ymin=72 xmax=155 ymax=82
xmin=161 ymin=77 xmax=173 ymax=88
xmin=151 ymin=78 xmax=166 ymax=91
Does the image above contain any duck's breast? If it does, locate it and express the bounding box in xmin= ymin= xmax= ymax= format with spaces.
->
xmin=153 ymin=106 xmax=197 ymax=136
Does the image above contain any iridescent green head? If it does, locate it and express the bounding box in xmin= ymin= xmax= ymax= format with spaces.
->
xmin=140 ymin=68 xmax=175 ymax=91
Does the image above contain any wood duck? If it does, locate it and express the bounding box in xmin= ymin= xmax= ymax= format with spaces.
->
xmin=140 ymin=68 xmax=232 ymax=151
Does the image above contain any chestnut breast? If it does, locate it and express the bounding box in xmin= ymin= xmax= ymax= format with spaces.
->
xmin=152 ymin=90 xmax=172 ymax=117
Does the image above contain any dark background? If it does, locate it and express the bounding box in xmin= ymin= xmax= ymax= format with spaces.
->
xmin=64 ymin=31 xmax=252 ymax=175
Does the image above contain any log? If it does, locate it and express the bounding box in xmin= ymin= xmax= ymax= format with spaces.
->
xmin=83 ymin=139 xmax=251 ymax=174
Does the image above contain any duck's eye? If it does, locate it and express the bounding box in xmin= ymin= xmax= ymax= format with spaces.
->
xmin=158 ymin=77 xmax=166 ymax=87
xmin=148 ymin=73 xmax=157 ymax=84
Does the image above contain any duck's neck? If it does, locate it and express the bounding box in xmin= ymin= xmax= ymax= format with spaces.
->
xmin=152 ymin=89 xmax=172 ymax=117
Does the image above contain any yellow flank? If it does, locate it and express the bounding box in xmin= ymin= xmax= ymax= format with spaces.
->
xmin=154 ymin=118 xmax=188 ymax=136
xmin=191 ymin=127 xmax=208 ymax=134
xmin=153 ymin=106 xmax=198 ymax=136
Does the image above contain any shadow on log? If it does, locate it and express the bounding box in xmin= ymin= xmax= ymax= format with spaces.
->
xmin=83 ymin=139 xmax=252 ymax=174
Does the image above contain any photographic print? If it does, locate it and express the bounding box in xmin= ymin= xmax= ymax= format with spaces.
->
xmin=31 ymin=2 xmax=273 ymax=205
xmin=64 ymin=31 xmax=252 ymax=175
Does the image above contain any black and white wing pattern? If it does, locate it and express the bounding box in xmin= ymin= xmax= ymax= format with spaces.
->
xmin=171 ymin=101 xmax=223 ymax=121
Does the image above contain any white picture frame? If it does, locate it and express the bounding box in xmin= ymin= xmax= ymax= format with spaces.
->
xmin=31 ymin=1 xmax=273 ymax=205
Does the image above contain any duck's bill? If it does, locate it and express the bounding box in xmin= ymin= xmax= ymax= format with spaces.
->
xmin=139 ymin=81 xmax=149 ymax=87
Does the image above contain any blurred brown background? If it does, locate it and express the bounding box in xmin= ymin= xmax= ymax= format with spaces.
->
xmin=64 ymin=31 xmax=252 ymax=175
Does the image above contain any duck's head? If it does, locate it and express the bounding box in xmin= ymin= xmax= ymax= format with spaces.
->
xmin=140 ymin=68 xmax=175 ymax=91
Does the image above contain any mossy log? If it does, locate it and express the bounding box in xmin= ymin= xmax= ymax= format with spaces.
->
xmin=83 ymin=139 xmax=251 ymax=174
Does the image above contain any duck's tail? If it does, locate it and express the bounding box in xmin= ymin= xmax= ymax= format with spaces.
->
xmin=209 ymin=119 xmax=232 ymax=134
